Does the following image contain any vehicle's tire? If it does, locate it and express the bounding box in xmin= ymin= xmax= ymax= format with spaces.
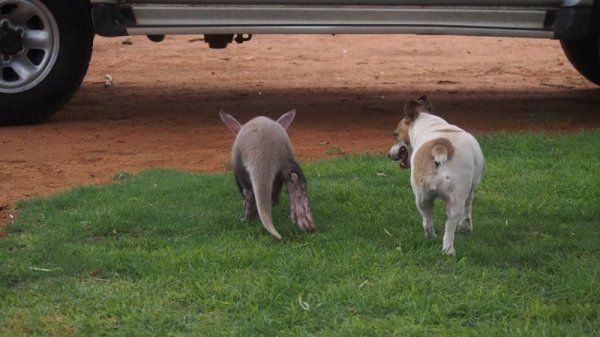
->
xmin=0 ymin=0 xmax=94 ymax=125
xmin=560 ymin=22 xmax=600 ymax=86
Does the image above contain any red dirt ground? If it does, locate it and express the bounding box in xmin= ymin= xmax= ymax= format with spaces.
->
xmin=1 ymin=34 xmax=599 ymax=230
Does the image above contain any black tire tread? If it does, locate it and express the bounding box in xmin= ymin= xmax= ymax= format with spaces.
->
xmin=560 ymin=33 xmax=600 ymax=86
xmin=0 ymin=0 xmax=94 ymax=126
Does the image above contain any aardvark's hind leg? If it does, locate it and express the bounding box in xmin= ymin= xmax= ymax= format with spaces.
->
xmin=286 ymin=172 xmax=314 ymax=232
xmin=243 ymin=188 xmax=258 ymax=221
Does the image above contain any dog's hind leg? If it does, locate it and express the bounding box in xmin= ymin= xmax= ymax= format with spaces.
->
xmin=416 ymin=194 xmax=436 ymax=239
xmin=459 ymin=189 xmax=475 ymax=233
xmin=442 ymin=198 xmax=466 ymax=256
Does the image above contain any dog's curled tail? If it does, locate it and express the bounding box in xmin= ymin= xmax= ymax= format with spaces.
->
xmin=431 ymin=138 xmax=454 ymax=168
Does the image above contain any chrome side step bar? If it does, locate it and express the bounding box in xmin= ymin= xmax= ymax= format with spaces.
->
xmin=92 ymin=4 xmax=592 ymax=39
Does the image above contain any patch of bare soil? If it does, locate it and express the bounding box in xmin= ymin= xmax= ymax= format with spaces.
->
xmin=1 ymin=34 xmax=599 ymax=230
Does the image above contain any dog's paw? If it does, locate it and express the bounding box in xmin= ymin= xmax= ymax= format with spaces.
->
xmin=442 ymin=246 xmax=456 ymax=256
xmin=458 ymin=218 xmax=472 ymax=233
xmin=424 ymin=227 xmax=437 ymax=239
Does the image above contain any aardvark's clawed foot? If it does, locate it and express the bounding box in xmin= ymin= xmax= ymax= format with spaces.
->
xmin=287 ymin=173 xmax=315 ymax=232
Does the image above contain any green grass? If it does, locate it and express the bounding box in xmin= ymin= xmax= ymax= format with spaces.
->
xmin=1 ymin=132 xmax=599 ymax=336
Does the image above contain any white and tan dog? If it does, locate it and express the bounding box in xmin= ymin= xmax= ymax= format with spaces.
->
xmin=388 ymin=95 xmax=484 ymax=256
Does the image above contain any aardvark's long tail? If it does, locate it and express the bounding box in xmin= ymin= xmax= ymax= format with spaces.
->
xmin=252 ymin=171 xmax=282 ymax=240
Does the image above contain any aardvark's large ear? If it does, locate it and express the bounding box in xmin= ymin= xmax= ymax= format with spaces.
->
xmin=276 ymin=109 xmax=296 ymax=130
xmin=219 ymin=111 xmax=242 ymax=135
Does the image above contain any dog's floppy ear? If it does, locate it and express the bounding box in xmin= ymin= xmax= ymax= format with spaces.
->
xmin=219 ymin=111 xmax=243 ymax=136
xmin=404 ymin=95 xmax=433 ymax=123
xmin=403 ymin=100 xmax=421 ymax=123
xmin=417 ymin=95 xmax=433 ymax=113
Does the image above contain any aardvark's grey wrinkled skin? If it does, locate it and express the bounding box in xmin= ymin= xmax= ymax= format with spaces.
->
xmin=220 ymin=110 xmax=314 ymax=240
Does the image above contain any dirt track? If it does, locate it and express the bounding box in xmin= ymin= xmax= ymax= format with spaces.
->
xmin=1 ymin=34 xmax=599 ymax=227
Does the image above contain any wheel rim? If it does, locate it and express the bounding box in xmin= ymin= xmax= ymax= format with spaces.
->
xmin=0 ymin=0 xmax=59 ymax=94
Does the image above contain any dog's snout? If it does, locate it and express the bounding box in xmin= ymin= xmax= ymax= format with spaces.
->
xmin=387 ymin=145 xmax=399 ymax=160
xmin=388 ymin=143 xmax=406 ymax=161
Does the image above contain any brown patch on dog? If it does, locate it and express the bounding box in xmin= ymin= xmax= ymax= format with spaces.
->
xmin=431 ymin=138 xmax=455 ymax=162
xmin=394 ymin=119 xmax=411 ymax=145
xmin=413 ymin=138 xmax=455 ymax=187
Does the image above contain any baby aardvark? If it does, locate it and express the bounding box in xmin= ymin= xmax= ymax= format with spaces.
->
xmin=220 ymin=110 xmax=314 ymax=240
